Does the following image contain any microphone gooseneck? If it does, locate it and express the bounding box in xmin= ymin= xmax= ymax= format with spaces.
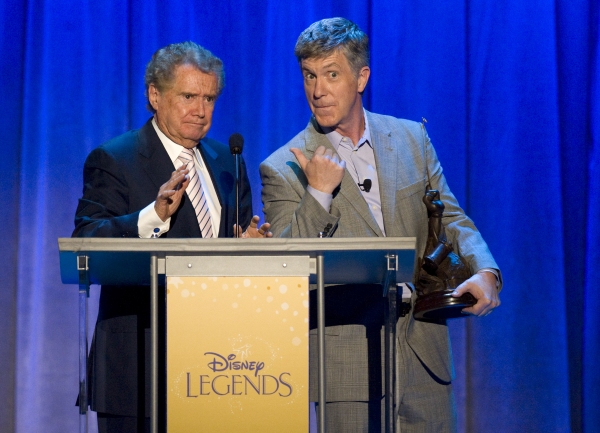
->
xmin=229 ymin=133 xmax=244 ymax=237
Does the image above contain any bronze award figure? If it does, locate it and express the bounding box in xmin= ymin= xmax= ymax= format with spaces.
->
xmin=413 ymin=190 xmax=476 ymax=320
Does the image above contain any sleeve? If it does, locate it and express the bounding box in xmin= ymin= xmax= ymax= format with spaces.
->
xmin=422 ymin=126 xmax=503 ymax=289
xmin=138 ymin=203 xmax=170 ymax=238
xmin=306 ymin=185 xmax=333 ymax=212
xmin=72 ymin=147 xmax=141 ymax=238
xmin=260 ymin=157 xmax=340 ymax=238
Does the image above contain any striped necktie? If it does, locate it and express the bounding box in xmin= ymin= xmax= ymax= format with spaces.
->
xmin=178 ymin=148 xmax=214 ymax=238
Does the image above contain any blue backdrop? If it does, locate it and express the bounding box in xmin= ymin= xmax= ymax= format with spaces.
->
xmin=1 ymin=1 xmax=598 ymax=432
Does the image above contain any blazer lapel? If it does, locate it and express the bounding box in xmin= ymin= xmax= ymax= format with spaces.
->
xmin=304 ymin=118 xmax=384 ymax=237
xmin=137 ymin=120 xmax=176 ymax=190
xmin=198 ymin=138 xmax=234 ymax=238
xmin=368 ymin=112 xmax=398 ymax=237
xmin=197 ymin=139 xmax=224 ymax=205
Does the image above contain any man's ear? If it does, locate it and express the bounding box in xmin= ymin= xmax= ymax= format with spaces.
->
xmin=148 ymin=84 xmax=160 ymax=111
xmin=357 ymin=66 xmax=371 ymax=93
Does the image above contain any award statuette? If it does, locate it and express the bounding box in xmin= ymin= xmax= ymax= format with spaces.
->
xmin=413 ymin=190 xmax=475 ymax=320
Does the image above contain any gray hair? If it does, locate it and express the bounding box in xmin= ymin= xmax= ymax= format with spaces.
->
xmin=144 ymin=41 xmax=225 ymax=113
xmin=294 ymin=18 xmax=369 ymax=76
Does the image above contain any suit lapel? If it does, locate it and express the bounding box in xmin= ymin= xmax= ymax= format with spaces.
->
xmin=302 ymin=118 xmax=329 ymax=159
xmin=197 ymin=139 xmax=230 ymax=237
xmin=368 ymin=112 xmax=398 ymax=237
xmin=197 ymin=139 xmax=223 ymax=206
xmin=137 ymin=120 xmax=175 ymax=190
xmin=304 ymin=118 xmax=384 ymax=237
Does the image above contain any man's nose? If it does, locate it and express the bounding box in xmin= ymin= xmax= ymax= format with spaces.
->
xmin=313 ymin=78 xmax=326 ymax=98
xmin=192 ymin=98 xmax=206 ymax=117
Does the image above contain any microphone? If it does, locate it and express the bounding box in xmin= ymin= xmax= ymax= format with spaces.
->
xmin=229 ymin=133 xmax=244 ymax=155
xmin=358 ymin=179 xmax=372 ymax=193
xmin=229 ymin=133 xmax=244 ymax=237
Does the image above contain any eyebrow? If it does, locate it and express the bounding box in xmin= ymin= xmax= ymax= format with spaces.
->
xmin=321 ymin=62 xmax=341 ymax=69
xmin=302 ymin=62 xmax=341 ymax=74
xmin=179 ymin=91 xmax=217 ymax=98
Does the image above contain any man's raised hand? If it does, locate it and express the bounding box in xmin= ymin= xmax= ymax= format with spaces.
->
xmin=154 ymin=165 xmax=190 ymax=222
xmin=290 ymin=146 xmax=345 ymax=194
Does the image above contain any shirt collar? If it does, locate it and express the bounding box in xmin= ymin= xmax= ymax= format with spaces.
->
xmin=152 ymin=117 xmax=202 ymax=166
xmin=323 ymin=109 xmax=372 ymax=150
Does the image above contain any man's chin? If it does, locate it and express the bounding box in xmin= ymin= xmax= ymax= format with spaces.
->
xmin=183 ymin=128 xmax=207 ymax=142
xmin=312 ymin=113 xmax=337 ymax=129
xmin=178 ymin=134 xmax=206 ymax=148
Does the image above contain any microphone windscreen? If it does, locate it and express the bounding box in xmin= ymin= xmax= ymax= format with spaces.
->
xmin=364 ymin=179 xmax=372 ymax=192
xmin=229 ymin=133 xmax=244 ymax=155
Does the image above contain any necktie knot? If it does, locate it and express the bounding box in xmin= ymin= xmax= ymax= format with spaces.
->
xmin=178 ymin=148 xmax=195 ymax=164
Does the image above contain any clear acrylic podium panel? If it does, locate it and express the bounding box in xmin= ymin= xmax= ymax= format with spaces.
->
xmin=59 ymin=237 xmax=416 ymax=433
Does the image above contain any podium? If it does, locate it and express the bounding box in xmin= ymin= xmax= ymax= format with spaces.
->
xmin=59 ymin=237 xmax=416 ymax=433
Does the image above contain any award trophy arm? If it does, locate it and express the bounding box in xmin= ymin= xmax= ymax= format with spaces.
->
xmin=414 ymin=190 xmax=477 ymax=320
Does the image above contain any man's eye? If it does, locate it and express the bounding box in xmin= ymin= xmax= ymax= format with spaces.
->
xmin=184 ymin=94 xmax=192 ymax=100
xmin=205 ymin=96 xmax=215 ymax=103
xmin=330 ymin=72 xmax=338 ymax=78
xmin=306 ymin=73 xmax=315 ymax=80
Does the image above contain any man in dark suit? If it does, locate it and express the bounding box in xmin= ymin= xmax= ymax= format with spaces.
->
xmin=260 ymin=18 xmax=501 ymax=432
xmin=73 ymin=41 xmax=270 ymax=432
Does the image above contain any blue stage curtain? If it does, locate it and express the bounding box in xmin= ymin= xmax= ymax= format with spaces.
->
xmin=0 ymin=0 xmax=598 ymax=432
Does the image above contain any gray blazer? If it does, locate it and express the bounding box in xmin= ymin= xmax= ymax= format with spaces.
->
xmin=260 ymin=111 xmax=500 ymax=402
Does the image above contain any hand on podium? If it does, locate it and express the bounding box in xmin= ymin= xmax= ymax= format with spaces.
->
xmin=234 ymin=215 xmax=272 ymax=238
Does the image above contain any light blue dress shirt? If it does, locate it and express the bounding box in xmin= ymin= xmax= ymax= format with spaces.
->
xmin=307 ymin=111 xmax=386 ymax=235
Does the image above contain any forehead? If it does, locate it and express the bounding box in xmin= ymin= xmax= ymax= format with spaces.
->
xmin=168 ymin=64 xmax=218 ymax=92
xmin=300 ymin=50 xmax=351 ymax=71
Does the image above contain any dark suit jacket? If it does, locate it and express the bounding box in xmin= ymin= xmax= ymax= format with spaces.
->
xmin=260 ymin=112 xmax=501 ymax=402
xmin=73 ymin=118 xmax=252 ymax=416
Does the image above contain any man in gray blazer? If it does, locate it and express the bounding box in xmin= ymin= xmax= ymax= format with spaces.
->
xmin=260 ymin=18 xmax=501 ymax=432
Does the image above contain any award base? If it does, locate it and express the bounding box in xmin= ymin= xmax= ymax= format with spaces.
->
xmin=413 ymin=290 xmax=476 ymax=320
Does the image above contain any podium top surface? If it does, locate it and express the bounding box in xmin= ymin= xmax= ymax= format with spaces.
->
xmin=59 ymin=237 xmax=415 ymax=254
xmin=59 ymin=237 xmax=416 ymax=285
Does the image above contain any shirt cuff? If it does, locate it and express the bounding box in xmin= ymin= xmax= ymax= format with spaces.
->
xmin=477 ymin=268 xmax=500 ymax=289
xmin=138 ymin=202 xmax=170 ymax=238
xmin=307 ymin=185 xmax=333 ymax=212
